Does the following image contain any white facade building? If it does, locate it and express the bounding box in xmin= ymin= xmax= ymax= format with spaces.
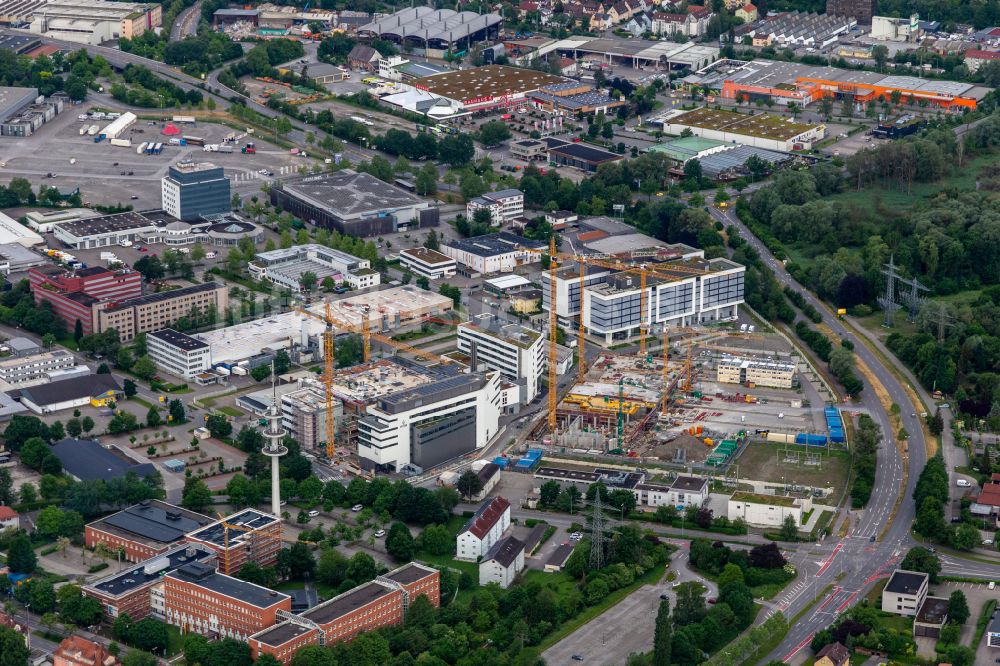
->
xmin=458 ymin=315 xmax=545 ymax=403
xmin=633 ymin=476 xmax=709 ymax=509
xmin=727 ymin=491 xmax=806 ymax=528
xmin=543 ymin=254 xmax=745 ymax=345
xmin=442 ymin=232 xmax=545 ymax=275
xmin=479 ymin=535 xmax=525 ymax=588
xmin=881 ymin=570 xmax=929 ymax=616
xmin=147 ymin=329 xmax=212 ymax=380
xmin=466 ymin=189 xmax=524 ymax=225
xmin=456 ymin=496 xmax=511 ymax=561
xmin=399 ymin=247 xmax=457 ymax=280
xmin=0 ymin=350 xmax=76 ymax=388
xmin=357 ymin=370 xmax=503 ymax=472
xmin=248 ymin=244 xmax=380 ymax=292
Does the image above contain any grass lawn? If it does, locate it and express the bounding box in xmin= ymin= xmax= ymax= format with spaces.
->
xmin=217 ymin=406 xmax=244 ymax=417
xmin=275 ymin=580 xmax=305 ymax=591
xmin=732 ymin=440 xmax=851 ymax=497
xmin=130 ymin=396 xmax=154 ymax=410
xmin=535 ymin=564 xmax=667 ymax=652
xmin=873 ymin=612 xmax=912 ymax=633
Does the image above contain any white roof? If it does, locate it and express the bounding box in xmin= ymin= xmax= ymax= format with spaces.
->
xmin=484 ymin=274 xmax=531 ymax=290
xmin=0 ymin=212 xmax=43 ymax=247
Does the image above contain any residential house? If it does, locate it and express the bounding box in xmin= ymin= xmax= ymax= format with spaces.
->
xmin=590 ymin=12 xmax=613 ymax=30
xmin=456 ymin=496 xmax=511 ymax=561
xmin=479 ymin=535 xmax=525 ymax=588
xmin=347 ymin=44 xmax=380 ymax=71
xmin=814 ymin=642 xmax=849 ymax=666
xmin=736 ymin=3 xmax=757 ymax=21
xmin=651 ymin=11 xmax=709 ymax=36
xmin=625 ymin=13 xmax=653 ymax=35
xmin=53 ymin=636 xmax=118 ymax=666
xmin=0 ymin=506 xmax=18 ymax=530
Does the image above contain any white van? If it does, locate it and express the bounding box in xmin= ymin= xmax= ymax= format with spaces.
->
xmin=205 ymin=251 xmax=217 ymax=259
xmin=956 ymin=479 xmax=972 ymax=487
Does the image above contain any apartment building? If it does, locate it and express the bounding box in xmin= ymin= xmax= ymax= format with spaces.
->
xmin=161 ymin=162 xmax=231 ymax=222
xmin=456 ymin=496 xmax=511 ymax=561
xmin=357 ymin=369 xmax=503 ymax=472
xmin=147 ymin=329 xmax=212 ymax=380
xmin=85 ymin=500 xmax=212 ymax=563
xmin=458 ymin=315 xmax=545 ymax=403
xmin=29 ymin=265 xmax=142 ymax=335
xmin=248 ymin=244 xmax=379 ymax=293
xmin=398 ymin=247 xmax=457 ymax=280
xmin=94 ymin=282 xmax=229 ymax=342
xmin=280 ymin=382 xmax=344 ymax=451
xmin=479 ymin=535 xmax=525 ymax=588
xmin=716 ymin=357 xmax=796 ymax=389
xmin=0 ymin=350 xmax=76 ymax=387
xmin=632 ymin=475 xmax=710 ymax=509
xmin=466 ymin=189 xmax=524 ymax=225
xmin=164 ymin=562 xmax=291 ymax=640
xmin=82 ymin=543 xmax=216 ymax=621
xmin=881 ymin=570 xmax=929 ymax=616
xmin=183 ymin=510 xmax=282 ymax=572
xmin=250 ymin=563 xmax=439 ymax=664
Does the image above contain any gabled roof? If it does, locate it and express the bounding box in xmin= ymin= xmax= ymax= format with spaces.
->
xmin=459 ymin=496 xmax=510 ymax=539
xmin=348 ymin=44 xmax=379 ymax=62
xmin=0 ymin=506 xmax=17 ymax=521
xmin=483 ymin=535 xmax=524 ymax=567
xmin=816 ymin=642 xmax=849 ymax=666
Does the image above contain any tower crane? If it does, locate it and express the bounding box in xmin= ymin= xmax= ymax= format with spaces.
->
xmin=547 ymin=235 xmax=558 ymax=434
xmin=215 ymin=512 xmax=255 ymax=576
xmin=294 ymin=305 xmax=461 ymax=458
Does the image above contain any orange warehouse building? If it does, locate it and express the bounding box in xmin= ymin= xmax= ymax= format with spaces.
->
xmin=249 ymin=563 xmax=440 ymax=665
xmin=164 ymin=561 xmax=291 ymax=640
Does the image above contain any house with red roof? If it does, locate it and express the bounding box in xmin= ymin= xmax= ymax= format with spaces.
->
xmin=456 ymin=496 xmax=511 ymax=561
xmin=0 ymin=506 xmax=18 ymax=530
xmin=965 ymin=49 xmax=1000 ymax=73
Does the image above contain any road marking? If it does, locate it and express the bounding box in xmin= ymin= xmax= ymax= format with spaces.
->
xmin=816 ymin=542 xmax=843 ymax=576
xmin=836 ymin=591 xmax=858 ymax=613
xmin=817 ymin=586 xmax=842 ymax=611
xmin=782 ymin=633 xmax=815 ymax=662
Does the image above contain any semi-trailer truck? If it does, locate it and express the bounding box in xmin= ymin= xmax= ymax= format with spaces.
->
xmin=110 ymin=138 xmax=131 ymax=147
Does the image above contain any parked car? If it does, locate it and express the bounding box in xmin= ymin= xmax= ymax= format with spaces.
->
xmin=308 ymin=510 xmax=319 ymax=517
xmin=351 ymin=504 xmax=363 ymax=512
xmin=374 ymin=529 xmax=386 ymax=538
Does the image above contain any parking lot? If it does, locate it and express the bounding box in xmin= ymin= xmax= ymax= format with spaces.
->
xmin=0 ymin=100 xmax=313 ymax=210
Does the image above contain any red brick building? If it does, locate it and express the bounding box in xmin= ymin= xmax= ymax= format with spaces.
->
xmin=85 ymin=500 xmax=212 ymax=563
xmin=82 ymin=543 xmax=216 ymax=622
xmin=164 ymin=561 xmax=291 ymax=640
xmin=29 ymin=265 xmax=141 ymax=335
xmin=183 ymin=509 xmax=282 ymax=575
xmin=53 ymin=636 xmax=119 ymax=666
xmin=248 ymin=563 xmax=440 ymax=665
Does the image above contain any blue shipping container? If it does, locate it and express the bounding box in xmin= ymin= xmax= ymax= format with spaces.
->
xmin=795 ymin=433 xmax=828 ymax=446
xmin=493 ymin=456 xmax=508 ymax=469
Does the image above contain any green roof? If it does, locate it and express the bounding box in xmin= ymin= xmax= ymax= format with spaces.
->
xmin=646 ymin=136 xmax=728 ymax=162
xmin=730 ymin=491 xmax=797 ymax=507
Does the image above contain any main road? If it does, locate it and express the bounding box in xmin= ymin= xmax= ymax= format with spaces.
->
xmin=708 ymin=205 xmax=941 ymax=663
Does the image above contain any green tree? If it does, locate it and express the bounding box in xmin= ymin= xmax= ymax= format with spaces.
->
xmin=132 ymin=355 xmax=157 ymax=380
xmin=778 ymin=514 xmax=798 ymax=540
xmin=456 ymin=470 xmax=482 ymax=500
xmin=948 ymin=590 xmax=970 ymax=625
xmin=385 ymin=522 xmax=415 ymax=562
xmin=81 ymin=416 xmax=95 ymax=435
xmin=673 ymin=582 xmax=705 ymax=626
xmin=206 ymin=414 xmax=232 ymax=439
xmin=652 ymin=598 xmax=671 ymax=666
xmin=169 ymin=399 xmax=185 ymax=423
xmin=900 ymin=546 xmax=941 ymax=582
xmin=300 ymin=271 xmax=318 ymax=293
xmin=146 ymin=406 xmax=161 ymax=428
xmin=8 ymin=535 xmax=36 ymax=573
xmin=36 ymin=506 xmax=63 ymax=538
xmin=419 ymin=524 xmax=453 ymax=556
xmin=123 ymin=379 xmax=137 ymax=399
xmin=0 ymin=625 xmax=30 ymax=666
xmin=182 ymin=477 xmax=213 ymax=513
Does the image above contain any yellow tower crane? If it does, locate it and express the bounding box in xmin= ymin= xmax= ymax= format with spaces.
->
xmin=295 ymin=305 xmax=462 ymax=458
xmin=215 ymin=513 xmax=254 ymax=576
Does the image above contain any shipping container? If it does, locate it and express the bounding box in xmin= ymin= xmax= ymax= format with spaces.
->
xmin=173 ymin=116 xmax=196 ymax=124
xmin=217 ymin=144 xmax=234 ymax=153
xmin=231 ymin=366 xmax=248 ymax=376
xmin=795 ymin=433 xmax=828 ymax=446
xmin=78 ymin=126 xmax=87 ymax=135
xmin=110 ymin=138 xmax=131 ymax=147
xmin=183 ymin=136 xmax=205 ymax=146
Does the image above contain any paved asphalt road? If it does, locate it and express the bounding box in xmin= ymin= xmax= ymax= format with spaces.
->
xmin=708 ymin=205 xmax=1000 ymax=662
xmin=169 ymin=1 xmax=202 ymax=41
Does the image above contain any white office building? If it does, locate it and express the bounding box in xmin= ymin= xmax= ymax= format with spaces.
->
xmin=0 ymin=350 xmax=77 ymax=388
xmin=357 ymin=369 xmax=503 ymax=472
xmin=458 ymin=315 xmax=545 ymax=403
xmin=147 ymin=328 xmax=212 ymax=380
xmin=442 ymin=232 xmax=545 ymax=276
xmin=399 ymin=247 xmax=457 ymax=280
xmin=466 ymin=189 xmax=524 ymax=225
xmin=248 ymin=244 xmax=380 ymax=292
xmin=727 ymin=491 xmax=806 ymax=528
xmin=543 ymin=252 xmax=745 ymax=345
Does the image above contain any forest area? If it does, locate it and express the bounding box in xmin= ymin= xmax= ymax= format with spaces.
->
xmin=737 ymin=113 xmax=1000 ymax=417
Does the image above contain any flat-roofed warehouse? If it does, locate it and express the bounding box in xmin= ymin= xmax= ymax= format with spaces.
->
xmin=525 ymin=37 xmax=718 ymax=71
xmin=414 ymin=64 xmax=566 ymax=113
xmin=688 ymin=58 xmax=991 ymax=111
xmin=358 ymin=7 xmax=501 ymax=55
xmin=269 ymin=170 xmax=438 ymax=237
xmin=656 ymin=106 xmax=826 ymax=152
